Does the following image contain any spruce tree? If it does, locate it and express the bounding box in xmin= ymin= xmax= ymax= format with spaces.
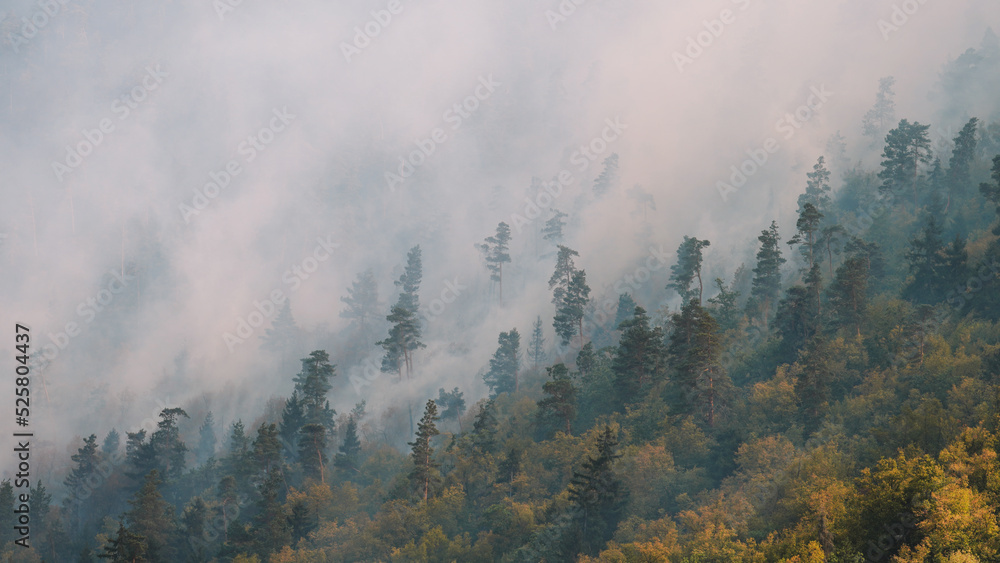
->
xmin=787 ymin=203 xmax=824 ymax=271
xmin=149 ymin=407 xmax=189 ymax=481
xmin=99 ymin=522 xmax=148 ymax=562
xmin=614 ymin=294 xmax=637 ymax=328
xmin=480 ymin=222 xmax=512 ymax=305
xmin=279 ymin=392 xmax=305 ymax=460
xmin=668 ymin=236 xmax=711 ymax=303
xmin=472 ymin=400 xmax=499 ymax=454
xmin=261 ymin=300 xmax=301 ymax=372
xmin=197 ymin=411 xmax=217 ymax=465
xmin=567 ymin=425 xmax=626 ymax=556
xmin=102 ymin=428 xmax=120 ymax=457
xmin=554 ymin=269 xmax=591 ymax=346
xmin=862 ymin=76 xmax=896 ymax=140
xmin=252 ymin=471 xmax=292 ymax=557
xmin=537 ymin=363 xmax=577 ymax=435
xmin=409 ymin=400 xmax=441 ymax=502
xmin=902 ymin=215 xmax=947 ymax=304
xmin=181 ymin=497 xmax=211 ymax=561
xmin=334 ymin=418 xmax=362 ymax=474
xmin=798 ymin=156 xmax=832 ymax=215
xmin=827 ymin=238 xmax=881 ymax=338
xmin=484 ymin=329 xmax=521 ymax=396
xmin=981 ymin=155 xmax=1000 ymax=235
xmin=947 ymin=117 xmax=979 ymax=198
xmin=747 ymin=221 xmax=786 ymax=329
xmin=528 ymin=316 xmax=546 ymax=369
xmin=340 ymin=269 xmax=380 ymax=340
xmin=612 ymin=307 xmax=666 ymax=407
xmin=668 ymin=301 xmax=725 ymax=425
xmin=252 ymin=423 xmax=282 ymax=475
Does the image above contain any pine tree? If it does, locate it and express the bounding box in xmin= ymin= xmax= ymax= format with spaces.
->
xmin=479 ymin=222 xmax=512 ymax=305
xmin=436 ymin=387 xmax=466 ymax=427
xmin=593 ymin=153 xmax=619 ymax=196
xmin=818 ymin=224 xmax=847 ymax=279
xmin=197 ymin=411 xmax=217 ymax=465
xmin=334 ymin=417 xmax=362 ymax=473
xmin=253 ymin=471 xmax=292 ymax=557
xmin=64 ymin=434 xmax=100 ymax=533
xmin=576 ymin=342 xmax=597 ymax=379
xmin=298 ymin=423 xmax=328 ymax=484
xmin=794 ymin=337 xmax=836 ymax=435
xmin=747 ymin=221 xmax=786 ymax=329
xmin=181 ymin=497 xmax=211 ymax=561
xmin=612 ymin=307 xmax=666 ymax=407
xmin=614 ymin=294 xmax=637 ymax=328
xmin=527 ymin=316 xmax=546 ymax=369
xmin=0 ymin=480 xmax=13 ymax=545
xmin=125 ymin=470 xmax=176 ymax=561
xmin=797 ymin=156 xmax=833 ymax=215
xmin=554 ymin=269 xmax=591 ymax=346
xmin=668 ymin=236 xmax=711 ymax=303
xmin=947 ymin=117 xmax=979 ymax=198
xmin=537 ymin=363 xmax=577 ymax=435
xmin=879 ymin=119 xmax=933 ymax=208
xmin=340 ymin=269 xmax=380 ymax=340
xmin=787 ymin=203 xmax=824 ymax=271
xmin=378 ymin=246 xmax=425 ymax=379
xmin=124 ymin=430 xmax=156 ymax=483
xmin=293 ymin=350 xmax=336 ymax=430
xmin=102 ymin=428 xmax=120 ymax=457
xmin=29 ymin=480 xmax=51 ymax=541
xmin=862 ymin=76 xmax=896 ymax=140
xmin=567 ymin=425 xmax=626 ymax=556
xmin=484 ymin=329 xmax=521 ymax=396
xmin=549 ymin=245 xmax=580 ymax=306
xmin=542 ymin=210 xmax=568 ymax=245
xmin=776 ymin=263 xmax=823 ymax=360
xmin=224 ymin=420 xmax=252 ymax=483
xmin=981 ymin=155 xmax=1000 ymax=235
xmin=409 ymin=400 xmax=441 ymax=502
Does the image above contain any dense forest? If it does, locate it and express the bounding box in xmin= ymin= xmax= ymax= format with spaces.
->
xmin=9 ymin=22 xmax=1000 ymax=563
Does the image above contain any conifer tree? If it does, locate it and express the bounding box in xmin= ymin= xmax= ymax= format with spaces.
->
xmin=479 ymin=222 xmax=512 ymax=305
xmin=99 ymin=521 xmax=148 ymax=562
xmin=747 ymin=221 xmax=786 ymax=329
xmin=334 ymin=417 xmax=362 ymax=474
xmin=537 ymin=363 xmax=577 ymax=435
xmin=614 ymin=293 xmax=637 ymax=328
xmin=707 ymin=277 xmax=741 ymax=332
xmin=554 ymin=269 xmax=591 ymax=346
xmin=902 ymin=215 xmax=947 ymax=304
xmin=252 ymin=423 xmax=282 ymax=475
xmin=378 ymin=246 xmax=425 ymax=378
xmin=252 ymin=471 xmax=292 ymax=557
xmin=528 ymin=315 xmax=546 ymax=369
xmin=827 ymin=238 xmax=881 ymax=338
xmin=542 ymin=209 xmax=568 ymax=245
xmin=787 ymin=203 xmax=824 ymax=271
xmin=436 ymin=387 xmax=466 ymax=427
xmin=981 ymin=155 xmax=1000 ymax=235
xmin=862 ymin=76 xmax=896 ymax=140
xmin=293 ymin=350 xmax=336 ymax=431
xmin=879 ymin=119 xmax=933 ymax=208
xmin=340 ymin=269 xmax=380 ymax=340
xmin=549 ymin=245 xmax=581 ymax=307
xmin=409 ymin=400 xmax=441 ymax=502
xmin=0 ymin=480 xmax=13 ymax=545
xmin=484 ymin=329 xmax=521 ymax=396
xmin=298 ymin=423 xmax=328 ymax=484
xmin=180 ymin=497 xmax=211 ymax=561
xmin=124 ymin=470 xmax=176 ymax=561
xmin=593 ymin=153 xmax=620 ymax=196
xmin=102 ymin=428 xmax=120 ymax=457
xmin=612 ymin=307 xmax=666 ymax=406
xmin=261 ymin=300 xmax=301 ymax=372
xmin=947 ymin=117 xmax=979 ymax=197
xmin=668 ymin=236 xmax=711 ymax=303
xmin=668 ymin=301 xmax=725 ymax=425
xmin=149 ymin=407 xmax=189 ymax=481
xmin=472 ymin=400 xmax=499 ymax=454
xmin=567 ymin=425 xmax=626 ymax=556
xmin=124 ymin=430 xmax=156 ymax=483
xmin=197 ymin=411 xmax=217 ymax=465
xmin=798 ymin=156 xmax=833 ymax=215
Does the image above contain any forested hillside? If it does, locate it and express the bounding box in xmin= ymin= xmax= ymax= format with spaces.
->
xmin=9 ymin=21 xmax=1000 ymax=563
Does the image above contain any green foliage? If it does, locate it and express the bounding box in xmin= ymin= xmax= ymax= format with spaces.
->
xmin=484 ymin=328 xmax=521 ymax=396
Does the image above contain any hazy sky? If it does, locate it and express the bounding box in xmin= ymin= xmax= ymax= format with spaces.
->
xmin=1 ymin=0 xmax=998 ymax=478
